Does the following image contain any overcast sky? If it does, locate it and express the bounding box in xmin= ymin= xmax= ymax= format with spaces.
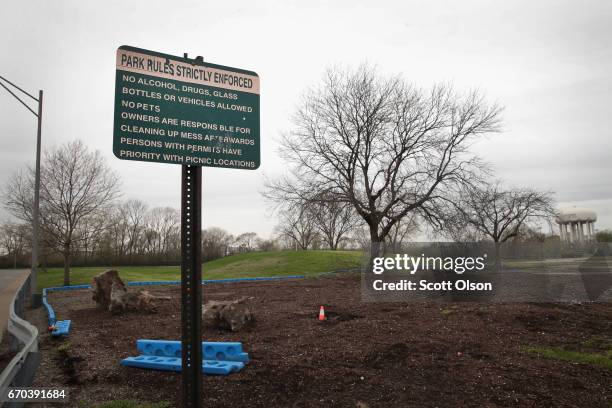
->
xmin=1 ymin=0 xmax=611 ymax=238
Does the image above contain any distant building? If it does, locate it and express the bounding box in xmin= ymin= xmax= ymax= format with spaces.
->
xmin=556 ymin=207 xmax=597 ymax=243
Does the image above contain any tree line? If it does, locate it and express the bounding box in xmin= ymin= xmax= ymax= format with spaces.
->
xmin=262 ymin=64 xmax=564 ymax=266
xmin=0 ymin=198 xmax=283 ymax=267
xmin=5 ymin=64 xmax=593 ymax=283
xmin=0 ymin=141 xmax=280 ymax=284
xmin=0 ymin=141 xmax=375 ymax=285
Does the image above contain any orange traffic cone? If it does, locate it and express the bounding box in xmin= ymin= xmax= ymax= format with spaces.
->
xmin=318 ymin=305 xmax=326 ymax=321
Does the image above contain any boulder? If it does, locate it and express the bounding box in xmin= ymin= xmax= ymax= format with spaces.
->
xmin=92 ymin=269 xmax=166 ymax=314
xmin=91 ymin=270 xmax=125 ymax=309
xmin=202 ymin=297 xmax=255 ymax=331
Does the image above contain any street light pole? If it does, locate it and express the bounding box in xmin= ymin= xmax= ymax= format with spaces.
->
xmin=31 ymin=90 xmax=43 ymax=304
xmin=0 ymin=75 xmax=42 ymax=307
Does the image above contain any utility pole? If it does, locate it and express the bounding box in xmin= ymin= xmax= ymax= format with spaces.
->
xmin=0 ymin=75 xmax=43 ymax=307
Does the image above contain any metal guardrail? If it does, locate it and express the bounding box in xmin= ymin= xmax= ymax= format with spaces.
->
xmin=0 ymin=275 xmax=40 ymax=407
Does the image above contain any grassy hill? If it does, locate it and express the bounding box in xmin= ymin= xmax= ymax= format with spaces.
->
xmin=36 ymin=250 xmax=364 ymax=290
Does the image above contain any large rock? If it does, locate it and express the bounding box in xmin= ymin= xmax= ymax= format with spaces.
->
xmin=91 ymin=269 xmax=163 ymax=314
xmin=202 ymin=297 xmax=255 ymax=332
xmin=109 ymin=283 xmax=157 ymax=314
xmin=91 ymin=270 xmax=125 ymax=309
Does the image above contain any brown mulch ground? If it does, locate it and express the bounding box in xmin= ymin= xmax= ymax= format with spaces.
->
xmin=29 ymin=274 xmax=611 ymax=407
xmin=0 ymin=347 xmax=16 ymax=374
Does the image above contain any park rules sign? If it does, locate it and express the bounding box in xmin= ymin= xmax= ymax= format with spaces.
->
xmin=113 ymin=45 xmax=260 ymax=169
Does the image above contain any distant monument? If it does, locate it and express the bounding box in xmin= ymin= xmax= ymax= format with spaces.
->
xmin=557 ymin=207 xmax=597 ymax=243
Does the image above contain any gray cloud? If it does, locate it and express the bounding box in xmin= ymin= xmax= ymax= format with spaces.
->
xmin=1 ymin=0 xmax=610 ymax=236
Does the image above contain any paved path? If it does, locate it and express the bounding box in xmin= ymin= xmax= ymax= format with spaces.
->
xmin=0 ymin=269 xmax=29 ymax=344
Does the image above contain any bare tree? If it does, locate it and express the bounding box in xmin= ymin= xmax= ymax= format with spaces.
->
xmin=156 ymin=207 xmax=180 ymax=256
xmin=0 ymin=222 xmax=29 ymax=268
xmin=274 ymin=203 xmax=318 ymax=250
xmin=308 ymin=194 xmax=358 ymax=250
xmin=256 ymin=237 xmax=278 ymax=252
xmin=74 ymin=211 xmax=111 ymax=264
xmin=201 ymin=227 xmax=234 ymax=261
xmin=266 ymin=65 xmax=502 ymax=261
xmin=384 ymin=213 xmax=419 ymax=253
xmin=443 ymin=181 xmax=555 ymax=266
xmin=108 ymin=204 xmax=130 ymax=260
xmin=350 ymin=224 xmax=374 ymax=252
xmin=3 ymin=140 xmax=121 ymax=284
xmin=235 ymin=232 xmax=259 ymax=252
xmin=103 ymin=199 xmax=162 ymax=262
xmin=124 ymin=199 xmax=148 ymax=260
xmin=139 ymin=206 xmax=180 ymax=258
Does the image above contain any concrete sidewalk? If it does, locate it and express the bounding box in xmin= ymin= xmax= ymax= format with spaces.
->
xmin=0 ymin=269 xmax=29 ymax=344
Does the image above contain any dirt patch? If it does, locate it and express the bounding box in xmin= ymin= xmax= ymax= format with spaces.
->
xmin=320 ymin=310 xmax=363 ymax=322
xmin=30 ymin=274 xmax=612 ymax=407
xmin=364 ymin=342 xmax=413 ymax=368
xmin=54 ymin=342 xmax=85 ymax=385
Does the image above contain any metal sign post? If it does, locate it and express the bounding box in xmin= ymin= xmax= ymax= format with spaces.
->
xmin=181 ymin=164 xmax=202 ymax=408
xmin=113 ymin=46 xmax=260 ymax=407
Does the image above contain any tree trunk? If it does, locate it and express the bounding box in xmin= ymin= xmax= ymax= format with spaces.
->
xmin=329 ymin=235 xmax=337 ymax=251
xmin=368 ymin=224 xmax=385 ymax=272
xmin=63 ymin=247 xmax=71 ymax=286
xmin=494 ymin=241 xmax=502 ymax=272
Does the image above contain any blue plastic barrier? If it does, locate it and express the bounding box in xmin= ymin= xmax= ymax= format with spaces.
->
xmin=201 ymin=342 xmax=249 ymax=363
xmin=46 ymin=284 xmax=92 ymax=292
xmin=127 ymin=281 xmax=182 ymax=287
xmin=121 ymin=355 xmax=244 ymax=375
xmin=51 ymin=320 xmax=71 ymax=337
xmin=202 ymin=276 xmax=305 ymax=285
xmin=42 ymin=288 xmax=56 ymax=326
xmin=137 ymin=339 xmax=249 ymax=363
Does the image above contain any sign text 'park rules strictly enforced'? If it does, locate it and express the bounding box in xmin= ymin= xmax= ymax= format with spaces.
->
xmin=113 ymin=45 xmax=260 ymax=169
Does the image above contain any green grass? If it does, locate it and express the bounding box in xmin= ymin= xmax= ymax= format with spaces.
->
xmin=37 ymin=250 xmax=364 ymax=290
xmin=524 ymin=343 xmax=612 ymax=370
xmin=84 ymin=401 xmax=171 ymax=408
